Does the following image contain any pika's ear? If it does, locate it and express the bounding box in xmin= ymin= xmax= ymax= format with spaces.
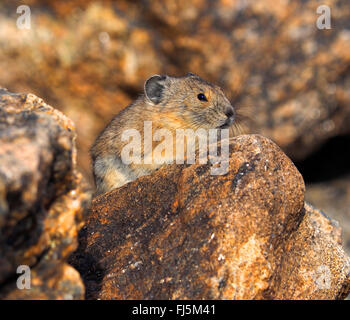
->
xmin=144 ymin=75 xmax=167 ymax=104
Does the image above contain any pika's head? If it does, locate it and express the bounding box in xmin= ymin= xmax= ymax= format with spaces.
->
xmin=144 ymin=73 xmax=235 ymax=130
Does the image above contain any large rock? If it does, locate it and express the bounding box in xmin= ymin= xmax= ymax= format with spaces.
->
xmin=0 ymin=89 xmax=90 ymax=299
xmin=0 ymin=0 xmax=349 ymax=182
xmin=71 ymin=134 xmax=350 ymax=299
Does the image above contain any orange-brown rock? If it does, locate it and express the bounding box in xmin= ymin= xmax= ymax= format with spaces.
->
xmin=71 ymin=134 xmax=350 ymax=299
xmin=272 ymin=203 xmax=350 ymax=299
xmin=306 ymin=174 xmax=350 ymax=256
xmin=0 ymin=88 xmax=90 ymax=299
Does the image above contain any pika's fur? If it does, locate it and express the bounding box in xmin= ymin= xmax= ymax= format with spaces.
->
xmin=91 ymin=73 xmax=236 ymax=195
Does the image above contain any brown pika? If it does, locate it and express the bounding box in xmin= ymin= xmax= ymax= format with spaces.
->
xmin=91 ymin=73 xmax=236 ymax=195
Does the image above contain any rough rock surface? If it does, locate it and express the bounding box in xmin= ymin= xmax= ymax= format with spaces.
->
xmin=71 ymin=134 xmax=350 ymax=300
xmin=306 ymin=175 xmax=350 ymax=255
xmin=0 ymin=0 xmax=350 ymax=182
xmin=273 ymin=203 xmax=350 ymax=299
xmin=0 ymin=88 xmax=90 ymax=299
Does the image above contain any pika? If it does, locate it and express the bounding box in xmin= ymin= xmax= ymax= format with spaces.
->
xmin=91 ymin=73 xmax=236 ymax=195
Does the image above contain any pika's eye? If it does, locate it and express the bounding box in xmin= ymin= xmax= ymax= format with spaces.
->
xmin=197 ymin=93 xmax=208 ymax=102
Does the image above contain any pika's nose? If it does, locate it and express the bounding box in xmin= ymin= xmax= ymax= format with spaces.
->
xmin=225 ymin=106 xmax=235 ymax=119
xmin=219 ymin=106 xmax=235 ymax=128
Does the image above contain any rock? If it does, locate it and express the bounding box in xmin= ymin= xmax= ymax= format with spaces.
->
xmin=0 ymin=88 xmax=90 ymax=299
xmin=306 ymin=175 xmax=350 ymax=256
xmin=271 ymin=203 xmax=350 ymax=299
xmin=1 ymin=0 xmax=350 ymax=183
xmin=71 ymin=134 xmax=350 ymax=299
xmin=294 ymin=134 xmax=350 ymax=256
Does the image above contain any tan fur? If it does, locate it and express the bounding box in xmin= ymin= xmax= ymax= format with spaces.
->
xmin=91 ymin=73 xmax=236 ymax=195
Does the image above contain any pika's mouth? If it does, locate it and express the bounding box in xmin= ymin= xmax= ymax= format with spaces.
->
xmin=217 ymin=116 xmax=234 ymax=129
